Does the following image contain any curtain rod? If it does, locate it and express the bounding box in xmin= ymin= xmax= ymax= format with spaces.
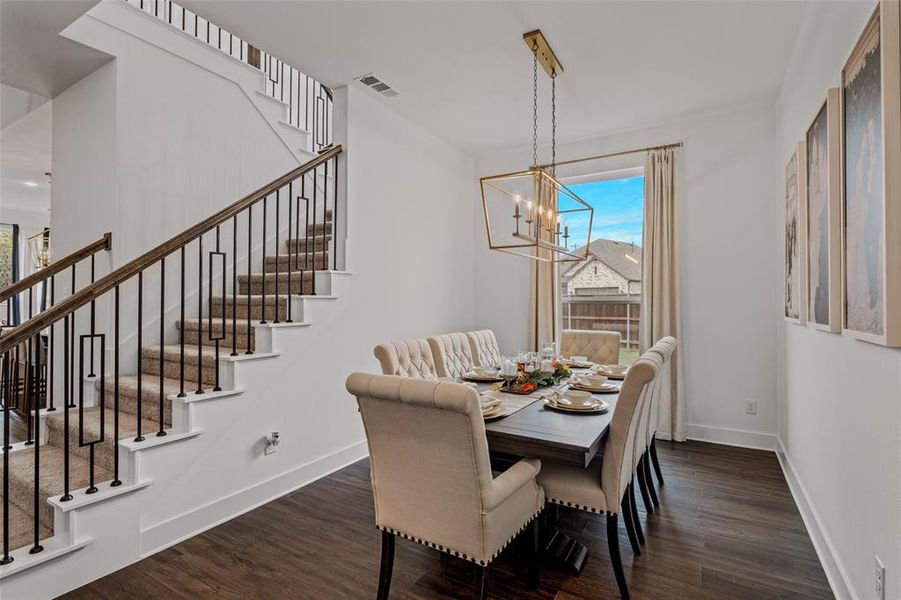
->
xmin=540 ymin=141 xmax=683 ymax=169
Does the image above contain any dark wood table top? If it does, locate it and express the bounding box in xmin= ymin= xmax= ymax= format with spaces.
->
xmin=484 ymin=388 xmax=619 ymax=468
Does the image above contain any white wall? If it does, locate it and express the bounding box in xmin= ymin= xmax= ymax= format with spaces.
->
xmin=474 ymin=104 xmax=781 ymax=448
xmin=775 ymin=2 xmax=901 ymax=599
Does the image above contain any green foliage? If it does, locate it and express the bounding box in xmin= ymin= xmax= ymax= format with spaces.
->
xmin=0 ymin=232 xmax=12 ymax=290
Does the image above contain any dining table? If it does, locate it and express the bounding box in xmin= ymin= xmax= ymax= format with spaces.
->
xmin=464 ymin=366 xmax=623 ymax=575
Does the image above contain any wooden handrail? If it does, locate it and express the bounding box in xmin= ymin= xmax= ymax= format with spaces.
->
xmin=0 ymin=233 xmax=112 ymax=303
xmin=0 ymin=144 xmax=343 ymax=353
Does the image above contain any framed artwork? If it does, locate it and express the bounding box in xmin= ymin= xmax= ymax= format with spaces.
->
xmin=841 ymin=1 xmax=901 ymax=346
xmin=805 ymin=89 xmax=842 ymax=333
xmin=784 ymin=142 xmax=807 ymax=324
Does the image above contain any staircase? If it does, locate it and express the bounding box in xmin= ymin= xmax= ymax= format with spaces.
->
xmin=0 ymin=146 xmax=347 ymax=589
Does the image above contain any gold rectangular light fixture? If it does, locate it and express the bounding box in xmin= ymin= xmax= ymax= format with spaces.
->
xmin=480 ymin=167 xmax=592 ymax=263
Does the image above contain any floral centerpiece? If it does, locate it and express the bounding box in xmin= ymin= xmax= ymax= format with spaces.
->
xmin=500 ymin=359 xmax=572 ymax=394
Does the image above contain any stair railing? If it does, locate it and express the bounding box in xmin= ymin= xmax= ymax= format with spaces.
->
xmin=0 ymin=145 xmax=342 ymax=564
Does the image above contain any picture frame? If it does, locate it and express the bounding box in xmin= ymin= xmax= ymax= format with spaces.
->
xmin=784 ymin=141 xmax=807 ymax=325
xmin=805 ymin=89 xmax=842 ymax=333
xmin=840 ymin=1 xmax=901 ymax=346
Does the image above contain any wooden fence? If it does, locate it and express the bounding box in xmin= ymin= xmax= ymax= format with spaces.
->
xmin=561 ymin=294 xmax=640 ymax=349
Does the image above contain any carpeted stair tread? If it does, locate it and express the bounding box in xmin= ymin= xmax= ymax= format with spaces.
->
xmin=238 ymin=271 xmax=317 ymax=295
xmin=45 ymin=406 xmax=162 ymax=474
xmin=141 ymin=345 xmax=223 ymax=387
xmin=210 ymin=295 xmax=289 ymax=321
xmin=177 ymin=318 xmax=257 ymax=352
xmin=286 ymin=236 xmax=332 ymax=252
xmin=1 ymin=445 xmax=112 ymax=532
xmin=0 ymin=494 xmax=51 ymax=553
xmin=101 ymin=374 xmax=180 ymax=424
xmin=263 ymin=251 xmax=329 ymax=273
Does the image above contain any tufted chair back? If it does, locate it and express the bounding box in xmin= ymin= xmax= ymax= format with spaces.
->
xmin=465 ymin=330 xmax=502 ymax=369
xmin=645 ymin=336 xmax=677 ymax=446
xmin=560 ymin=329 xmax=621 ymax=365
xmin=428 ymin=333 xmax=475 ymax=378
xmin=374 ymin=339 xmax=438 ymax=379
xmin=631 ymin=349 xmax=664 ymax=473
xmin=600 ymin=354 xmax=658 ymax=509
xmin=346 ymin=373 xmax=544 ymax=565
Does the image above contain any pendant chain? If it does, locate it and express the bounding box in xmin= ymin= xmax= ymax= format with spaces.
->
xmin=551 ymin=70 xmax=557 ymax=175
xmin=532 ymin=43 xmax=539 ymax=169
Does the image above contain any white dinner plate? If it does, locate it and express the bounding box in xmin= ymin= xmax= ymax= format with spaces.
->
xmin=544 ymin=397 xmax=609 ymax=414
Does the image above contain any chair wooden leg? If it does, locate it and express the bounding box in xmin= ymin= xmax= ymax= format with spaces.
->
xmin=643 ymin=454 xmax=660 ymax=509
xmin=377 ymin=532 xmax=395 ymax=600
xmin=628 ymin=481 xmax=645 ymax=545
xmin=650 ymin=437 xmax=664 ymax=486
xmin=620 ymin=490 xmax=641 ymax=556
xmin=473 ymin=565 xmax=488 ymax=600
xmin=636 ymin=460 xmax=654 ymax=514
xmin=606 ymin=514 xmax=631 ymax=600
xmin=527 ymin=519 xmax=540 ymax=589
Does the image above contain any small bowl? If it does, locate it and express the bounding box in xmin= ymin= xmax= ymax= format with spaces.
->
xmin=583 ymin=374 xmax=608 ymax=387
xmin=602 ymin=364 xmax=628 ymax=375
xmin=570 ymin=355 xmax=588 ymax=365
xmin=562 ymin=389 xmax=593 ymax=404
xmin=472 ymin=366 xmax=497 ymax=376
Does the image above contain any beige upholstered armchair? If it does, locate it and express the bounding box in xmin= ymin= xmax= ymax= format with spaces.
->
xmin=346 ymin=373 xmax=544 ymax=599
xmin=536 ymin=354 xmax=659 ymax=599
xmin=427 ymin=332 xmax=475 ymax=378
xmin=559 ymin=329 xmax=622 ymax=365
xmin=373 ymin=339 xmax=438 ymax=379
xmin=465 ymin=329 xmax=502 ymax=369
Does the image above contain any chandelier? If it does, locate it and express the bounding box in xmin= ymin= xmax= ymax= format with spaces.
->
xmin=28 ymin=228 xmax=51 ymax=269
xmin=480 ymin=30 xmax=592 ymax=263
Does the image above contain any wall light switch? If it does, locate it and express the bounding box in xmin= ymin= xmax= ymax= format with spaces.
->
xmin=744 ymin=400 xmax=758 ymax=415
xmin=875 ymin=556 xmax=885 ymax=600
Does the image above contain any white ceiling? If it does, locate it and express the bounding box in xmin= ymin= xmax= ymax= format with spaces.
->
xmin=0 ymin=0 xmax=109 ymax=97
xmin=182 ymin=0 xmax=811 ymax=155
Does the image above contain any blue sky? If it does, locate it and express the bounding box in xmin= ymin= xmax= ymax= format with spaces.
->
xmin=558 ymin=176 xmax=644 ymax=249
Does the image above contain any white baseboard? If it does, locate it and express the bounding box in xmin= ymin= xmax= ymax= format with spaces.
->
xmin=775 ymin=438 xmax=854 ymax=600
xmin=140 ymin=440 xmax=368 ymax=556
xmin=684 ymin=423 xmax=777 ymax=451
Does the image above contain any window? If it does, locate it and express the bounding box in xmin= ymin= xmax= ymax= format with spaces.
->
xmin=559 ymin=171 xmax=644 ymax=365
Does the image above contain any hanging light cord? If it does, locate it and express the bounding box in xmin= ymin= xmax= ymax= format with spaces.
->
xmin=532 ymin=42 xmax=539 ymax=169
xmin=551 ymin=69 xmax=557 ymax=175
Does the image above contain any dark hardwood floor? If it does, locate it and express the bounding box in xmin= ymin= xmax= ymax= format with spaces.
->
xmin=60 ymin=441 xmax=833 ymax=599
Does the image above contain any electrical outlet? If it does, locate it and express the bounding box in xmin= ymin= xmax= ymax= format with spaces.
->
xmin=875 ymin=556 xmax=885 ymax=600
xmin=264 ymin=432 xmax=280 ymax=456
xmin=744 ymin=400 xmax=758 ymax=415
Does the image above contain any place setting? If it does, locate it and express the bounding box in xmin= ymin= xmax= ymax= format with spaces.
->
xmin=542 ymin=389 xmax=610 ymax=414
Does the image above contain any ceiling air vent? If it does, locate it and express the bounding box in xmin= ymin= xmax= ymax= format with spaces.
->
xmin=355 ymin=73 xmax=399 ymax=98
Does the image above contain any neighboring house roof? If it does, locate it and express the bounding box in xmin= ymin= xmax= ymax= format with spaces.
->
xmin=564 ymin=238 xmax=642 ymax=282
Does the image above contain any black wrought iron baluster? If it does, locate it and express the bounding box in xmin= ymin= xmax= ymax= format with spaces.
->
xmin=333 ymin=156 xmax=339 ymax=271
xmin=89 ymin=256 xmax=96 ymax=377
xmin=298 ymin=177 xmax=305 ymax=294
xmin=287 ymin=182 xmax=294 ymax=322
xmin=48 ymin=276 xmax=55 ymax=411
xmin=79 ymin=333 xmax=105 ymax=495
xmin=311 ymin=167 xmax=318 ymax=296
xmin=30 ymin=332 xmax=42 ymax=554
xmin=304 ymin=194 xmax=311 ymax=297
xmin=112 ymin=286 xmax=122 ymax=486
xmin=160 ymin=257 xmax=168 ymax=433
xmin=1 ymin=352 xmax=11 ymax=565
xmin=260 ymin=196 xmax=268 ymax=325
xmin=61 ymin=315 xmax=72 ymax=501
xmin=69 ymin=267 xmax=76 ymax=409
xmin=24 ymin=291 xmax=33 ymax=446
xmin=246 ymin=206 xmax=253 ymax=354
xmin=196 ymin=235 xmax=204 ymax=394
xmin=274 ymin=189 xmax=281 ymax=323
xmin=178 ymin=247 xmax=186 ymax=397
xmin=231 ymin=215 xmax=238 ymax=356
xmin=210 ymin=226 xmax=223 ymax=391
xmin=322 ymin=159 xmax=329 ymax=271
xmin=136 ymin=272 xmax=145 ymax=442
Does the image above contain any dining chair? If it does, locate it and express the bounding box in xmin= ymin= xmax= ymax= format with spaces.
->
xmin=465 ymin=329 xmax=503 ymax=369
xmin=628 ymin=348 xmax=665 ymax=532
xmin=427 ymin=332 xmax=476 ymax=378
xmin=645 ymin=336 xmax=677 ymax=489
xmin=373 ymin=339 xmax=439 ymax=379
xmin=346 ymin=373 xmax=545 ymax=600
xmin=559 ymin=329 xmax=622 ymax=365
xmin=536 ymin=354 xmax=659 ymax=600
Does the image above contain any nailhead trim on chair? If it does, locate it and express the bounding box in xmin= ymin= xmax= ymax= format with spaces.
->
xmin=377 ymin=507 xmax=544 ymax=566
xmin=547 ymin=497 xmax=610 ymax=515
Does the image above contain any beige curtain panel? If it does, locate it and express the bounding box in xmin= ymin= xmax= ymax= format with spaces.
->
xmin=640 ymin=148 xmax=685 ymax=442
